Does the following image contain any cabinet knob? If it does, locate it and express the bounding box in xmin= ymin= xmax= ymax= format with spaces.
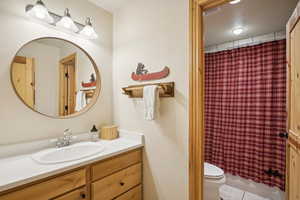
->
xmin=120 ymin=182 xmax=125 ymax=186
xmin=80 ymin=192 xmax=86 ymax=199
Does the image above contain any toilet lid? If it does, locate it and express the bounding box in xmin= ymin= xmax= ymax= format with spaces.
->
xmin=204 ymin=162 xmax=224 ymax=179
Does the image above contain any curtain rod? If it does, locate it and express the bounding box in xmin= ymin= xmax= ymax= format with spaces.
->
xmin=205 ymin=31 xmax=286 ymax=53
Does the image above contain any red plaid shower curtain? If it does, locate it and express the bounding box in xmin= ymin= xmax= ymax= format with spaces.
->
xmin=204 ymin=40 xmax=287 ymax=190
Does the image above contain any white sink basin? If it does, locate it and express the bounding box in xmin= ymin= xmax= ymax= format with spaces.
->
xmin=31 ymin=142 xmax=105 ymax=164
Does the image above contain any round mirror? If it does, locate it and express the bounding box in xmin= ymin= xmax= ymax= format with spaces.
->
xmin=11 ymin=38 xmax=101 ymax=118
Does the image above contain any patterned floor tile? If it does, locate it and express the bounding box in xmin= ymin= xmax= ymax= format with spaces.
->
xmin=220 ymin=185 xmax=245 ymax=200
xmin=243 ymin=192 xmax=271 ymax=200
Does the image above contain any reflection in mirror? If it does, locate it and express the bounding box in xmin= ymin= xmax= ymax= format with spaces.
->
xmin=11 ymin=38 xmax=100 ymax=118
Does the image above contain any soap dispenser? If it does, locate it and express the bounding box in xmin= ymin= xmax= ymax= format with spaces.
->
xmin=90 ymin=125 xmax=99 ymax=142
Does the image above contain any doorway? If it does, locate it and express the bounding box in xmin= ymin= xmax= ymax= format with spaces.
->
xmin=11 ymin=56 xmax=35 ymax=109
xmin=189 ymin=0 xmax=297 ymax=200
xmin=59 ymin=53 xmax=76 ymax=116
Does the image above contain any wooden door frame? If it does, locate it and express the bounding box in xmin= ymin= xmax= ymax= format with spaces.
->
xmin=286 ymin=2 xmax=300 ymax=199
xmin=59 ymin=53 xmax=77 ymax=116
xmin=189 ymin=1 xmax=233 ymax=200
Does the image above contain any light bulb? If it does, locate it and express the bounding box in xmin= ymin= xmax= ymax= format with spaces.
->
xmin=56 ymin=8 xmax=79 ymax=32
xmin=26 ymin=0 xmax=54 ymax=23
xmin=233 ymin=27 xmax=244 ymax=35
xmin=230 ymin=0 xmax=241 ymax=4
xmin=34 ymin=5 xmax=46 ymax=19
xmin=61 ymin=17 xmax=73 ymax=29
xmin=80 ymin=18 xmax=98 ymax=39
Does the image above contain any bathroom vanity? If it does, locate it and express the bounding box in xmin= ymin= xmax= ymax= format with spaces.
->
xmin=0 ymin=133 xmax=143 ymax=200
xmin=0 ymin=35 xmax=144 ymax=200
xmin=0 ymin=149 xmax=142 ymax=200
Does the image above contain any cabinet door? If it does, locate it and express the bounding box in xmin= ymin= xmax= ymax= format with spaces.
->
xmin=290 ymin=27 xmax=296 ymax=133
xmin=0 ymin=169 xmax=86 ymax=200
xmin=52 ymin=187 xmax=87 ymax=200
xmin=92 ymin=149 xmax=142 ymax=181
xmin=92 ymin=163 xmax=142 ymax=200
xmin=294 ymin=22 xmax=300 ymax=135
xmin=12 ymin=57 xmax=35 ymax=109
xmin=114 ymin=185 xmax=142 ymax=200
xmin=287 ymin=140 xmax=300 ymax=200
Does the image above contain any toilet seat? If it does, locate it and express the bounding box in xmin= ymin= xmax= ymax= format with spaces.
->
xmin=204 ymin=162 xmax=224 ymax=179
xmin=204 ymin=163 xmax=226 ymax=200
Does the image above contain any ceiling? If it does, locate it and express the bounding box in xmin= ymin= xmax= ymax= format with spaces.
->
xmin=88 ymin=0 xmax=128 ymax=12
xmin=204 ymin=0 xmax=298 ymax=47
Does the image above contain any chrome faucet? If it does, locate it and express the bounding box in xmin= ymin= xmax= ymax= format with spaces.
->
xmin=56 ymin=129 xmax=74 ymax=148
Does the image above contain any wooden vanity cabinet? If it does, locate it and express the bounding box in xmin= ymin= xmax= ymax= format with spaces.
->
xmin=52 ymin=187 xmax=87 ymax=200
xmin=0 ymin=149 xmax=142 ymax=200
xmin=0 ymin=169 xmax=86 ymax=200
xmin=92 ymin=164 xmax=142 ymax=200
xmin=91 ymin=149 xmax=142 ymax=200
xmin=114 ymin=185 xmax=142 ymax=200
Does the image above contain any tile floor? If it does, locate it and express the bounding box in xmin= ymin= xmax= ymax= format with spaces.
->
xmin=220 ymin=185 xmax=271 ymax=200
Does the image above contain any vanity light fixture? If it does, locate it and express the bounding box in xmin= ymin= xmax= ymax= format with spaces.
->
xmin=80 ymin=18 xmax=98 ymax=39
xmin=56 ymin=8 xmax=79 ymax=32
xmin=233 ymin=27 xmax=244 ymax=35
xmin=25 ymin=1 xmax=99 ymax=40
xmin=230 ymin=0 xmax=241 ymax=4
xmin=25 ymin=0 xmax=54 ymax=24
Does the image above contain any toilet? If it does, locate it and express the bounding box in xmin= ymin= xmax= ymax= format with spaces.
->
xmin=204 ymin=162 xmax=226 ymax=200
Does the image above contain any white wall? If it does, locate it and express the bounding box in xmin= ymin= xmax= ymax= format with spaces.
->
xmin=113 ymin=0 xmax=189 ymax=199
xmin=18 ymin=42 xmax=60 ymax=116
xmin=0 ymin=0 xmax=113 ymax=144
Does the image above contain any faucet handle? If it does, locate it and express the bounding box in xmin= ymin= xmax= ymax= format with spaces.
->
xmin=63 ymin=129 xmax=72 ymax=136
xmin=64 ymin=128 xmax=70 ymax=133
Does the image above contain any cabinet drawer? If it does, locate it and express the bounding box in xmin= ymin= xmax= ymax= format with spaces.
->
xmin=92 ymin=163 xmax=142 ymax=200
xmin=0 ymin=169 xmax=86 ymax=200
xmin=92 ymin=149 xmax=142 ymax=181
xmin=52 ymin=187 xmax=87 ymax=200
xmin=114 ymin=185 xmax=142 ymax=200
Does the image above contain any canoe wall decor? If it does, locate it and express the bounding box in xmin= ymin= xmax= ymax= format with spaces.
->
xmin=81 ymin=73 xmax=97 ymax=87
xmin=131 ymin=63 xmax=170 ymax=81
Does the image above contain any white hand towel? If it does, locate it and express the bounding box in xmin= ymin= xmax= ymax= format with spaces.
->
xmin=75 ymin=91 xmax=87 ymax=112
xmin=143 ymin=85 xmax=158 ymax=120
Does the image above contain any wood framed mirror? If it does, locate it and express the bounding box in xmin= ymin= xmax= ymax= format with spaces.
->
xmin=10 ymin=37 xmax=101 ymax=119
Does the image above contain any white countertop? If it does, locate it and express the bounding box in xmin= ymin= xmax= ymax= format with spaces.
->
xmin=0 ymin=130 xmax=144 ymax=192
